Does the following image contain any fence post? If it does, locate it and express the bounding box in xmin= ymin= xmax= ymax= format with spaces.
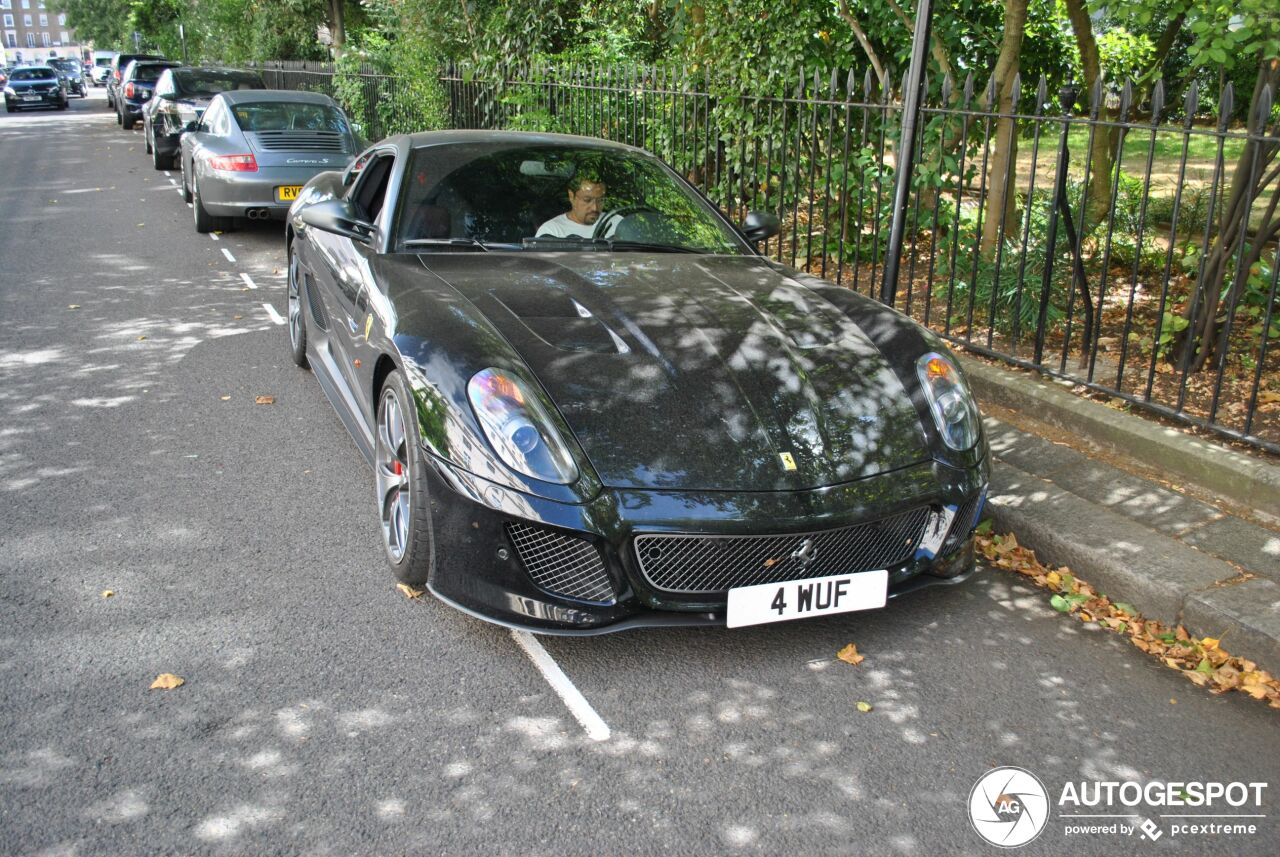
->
xmin=1033 ymin=85 xmax=1075 ymax=365
xmin=879 ymin=0 xmax=933 ymax=306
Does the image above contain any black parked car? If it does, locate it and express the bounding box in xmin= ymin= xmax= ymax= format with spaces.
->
xmin=143 ymin=67 xmax=265 ymax=170
xmin=284 ymin=131 xmax=990 ymax=634
xmin=4 ymin=66 xmax=68 ymax=112
xmin=116 ymin=59 xmax=182 ymax=129
xmin=105 ymin=52 xmax=165 ymax=112
xmin=46 ymin=58 xmax=87 ymax=98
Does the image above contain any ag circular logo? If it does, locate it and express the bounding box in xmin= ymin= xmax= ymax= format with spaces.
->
xmin=968 ymin=767 xmax=1050 ymax=848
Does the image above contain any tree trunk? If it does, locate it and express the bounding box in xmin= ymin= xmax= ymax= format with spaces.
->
xmin=1062 ymin=0 xmax=1117 ymax=232
xmin=328 ymin=0 xmax=346 ymax=54
xmin=979 ymin=0 xmax=1028 ymax=254
xmin=1179 ymin=57 xmax=1280 ymax=372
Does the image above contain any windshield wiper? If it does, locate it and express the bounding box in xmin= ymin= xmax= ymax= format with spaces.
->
xmin=603 ymin=240 xmax=703 ymax=254
xmin=403 ymin=237 xmax=493 ymax=252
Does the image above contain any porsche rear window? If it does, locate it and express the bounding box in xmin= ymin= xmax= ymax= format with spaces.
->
xmin=231 ymin=102 xmax=349 ymax=134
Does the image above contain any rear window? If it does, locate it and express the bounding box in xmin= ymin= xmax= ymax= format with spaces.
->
xmin=231 ymin=102 xmax=349 ymax=134
xmin=133 ymin=64 xmax=177 ymax=83
xmin=11 ymin=68 xmax=56 ymax=81
xmin=175 ymin=70 xmax=264 ymax=96
xmin=96 ymin=58 xmax=114 ymax=67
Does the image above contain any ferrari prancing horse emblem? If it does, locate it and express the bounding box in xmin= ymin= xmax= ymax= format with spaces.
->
xmin=779 ymin=452 xmax=797 ymax=471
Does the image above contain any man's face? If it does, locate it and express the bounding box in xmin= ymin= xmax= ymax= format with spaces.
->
xmin=568 ymin=181 xmax=606 ymax=225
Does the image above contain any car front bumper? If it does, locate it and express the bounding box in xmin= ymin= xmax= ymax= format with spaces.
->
xmin=7 ymin=91 xmax=64 ymax=107
xmin=420 ymin=451 xmax=989 ymax=635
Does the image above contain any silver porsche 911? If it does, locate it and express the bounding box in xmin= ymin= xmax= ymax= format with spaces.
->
xmin=179 ymin=90 xmax=360 ymax=232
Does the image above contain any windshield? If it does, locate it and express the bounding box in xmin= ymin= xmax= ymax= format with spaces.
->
xmin=175 ymin=69 xmax=263 ymax=96
xmin=11 ymin=68 xmax=56 ymax=81
xmin=231 ymin=101 xmax=349 ymax=134
xmin=398 ymin=143 xmax=747 ymax=254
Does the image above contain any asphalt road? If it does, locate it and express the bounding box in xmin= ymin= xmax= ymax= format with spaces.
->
xmin=1 ymin=90 xmax=1277 ymax=857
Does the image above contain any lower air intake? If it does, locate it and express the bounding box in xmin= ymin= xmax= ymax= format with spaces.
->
xmin=505 ymin=522 xmax=616 ymax=605
xmin=940 ymin=492 xmax=984 ymax=556
xmin=634 ymin=507 xmax=931 ymax=595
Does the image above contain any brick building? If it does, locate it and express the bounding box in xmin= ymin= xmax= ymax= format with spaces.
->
xmin=1 ymin=0 xmax=85 ymax=66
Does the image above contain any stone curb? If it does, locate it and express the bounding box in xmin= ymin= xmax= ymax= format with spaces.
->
xmin=986 ymin=460 xmax=1280 ymax=670
xmin=959 ymin=355 xmax=1280 ymax=521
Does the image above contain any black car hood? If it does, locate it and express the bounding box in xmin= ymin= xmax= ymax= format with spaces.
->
xmin=413 ymin=253 xmax=929 ymax=492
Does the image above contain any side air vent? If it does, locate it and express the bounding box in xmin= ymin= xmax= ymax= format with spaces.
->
xmin=304 ymin=273 xmax=328 ymax=331
xmin=506 ymin=523 xmax=616 ymax=605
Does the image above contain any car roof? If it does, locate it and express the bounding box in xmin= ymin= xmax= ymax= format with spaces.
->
xmin=218 ymin=89 xmax=338 ymax=106
xmin=398 ymin=129 xmax=644 ymax=155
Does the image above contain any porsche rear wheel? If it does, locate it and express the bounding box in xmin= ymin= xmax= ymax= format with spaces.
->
xmin=192 ymin=178 xmax=216 ymax=234
xmin=375 ymin=370 xmax=435 ymax=585
xmin=286 ymin=247 xmax=309 ymax=369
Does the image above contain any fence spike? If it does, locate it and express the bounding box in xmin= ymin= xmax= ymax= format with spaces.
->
xmin=794 ymin=68 xmax=804 ymax=99
xmin=941 ymin=73 xmax=954 ymax=105
xmin=863 ymin=67 xmax=874 ymax=100
xmin=1183 ymin=81 xmax=1199 ymax=117
xmin=829 ymin=67 xmax=839 ymax=99
xmin=962 ymin=71 xmax=974 ymax=107
xmin=845 ymin=68 xmax=856 ymax=99
xmin=1218 ymin=82 xmax=1234 ymax=130
xmin=1151 ymin=78 xmax=1165 ymax=122
xmin=1088 ymin=78 xmax=1104 ymax=118
xmin=981 ymin=72 xmax=998 ymax=110
xmin=1035 ymin=75 xmax=1048 ymax=113
xmin=1252 ymin=82 xmax=1274 ymax=130
xmin=1118 ymin=78 xmax=1133 ymax=119
xmin=1009 ymin=72 xmax=1022 ymax=109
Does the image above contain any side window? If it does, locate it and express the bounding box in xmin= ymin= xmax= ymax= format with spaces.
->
xmin=349 ymin=154 xmax=395 ymax=223
xmin=201 ymin=101 xmax=223 ymax=134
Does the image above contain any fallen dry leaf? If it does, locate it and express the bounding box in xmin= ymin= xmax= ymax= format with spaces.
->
xmin=136 ymin=336 xmax=147 ymax=341
xmin=255 ymin=396 xmax=275 ymax=405
xmin=397 ymin=583 xmax=425 ymax=599
xmin=149 ymin=673 xmax=184 ymax=690
xmin=101 ymin=590 xmax=114 ymax=598
xmin=67 ymin=304 xmax=81 ymax=310
xmin=855 ymin=701 xmax=873 ymax=713
xmin=219 ymin=395 xmax=231 ymax=401
xmin=977 ymin=528 xmax=1280 ymax=710
xmin=836 ymin=643 xmax=864 ymax=666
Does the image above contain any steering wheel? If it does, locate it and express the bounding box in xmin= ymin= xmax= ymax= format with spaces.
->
xmin=592 ymin=204 xmax=660 ymax=239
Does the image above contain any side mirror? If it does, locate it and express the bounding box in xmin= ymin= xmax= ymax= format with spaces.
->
xmin=182 ymin=120 xmax=201 ymax=133
xmin=298 ymin=198 xmax=377 ymax=245
xmin=740 ymin=211 xmax=781 ymax=243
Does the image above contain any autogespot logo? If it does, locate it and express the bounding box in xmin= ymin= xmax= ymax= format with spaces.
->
xmin=969 ymin=767 xmax=1051 ymax=848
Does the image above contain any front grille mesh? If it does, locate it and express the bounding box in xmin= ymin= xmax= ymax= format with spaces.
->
xmin=506 ymin=523 xmax=616 ymax=605
xmin=250 ymin=131 xmax=346 ymax=152
xmin=941 ymin=492 xmax=984 ymax=556
xmin=634 ymin=507 xmax=931 ymax=595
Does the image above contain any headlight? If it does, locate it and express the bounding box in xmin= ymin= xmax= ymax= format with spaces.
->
xmin=3 ymin=87 xmax=14 ymax=96
xmin=467 ymin=368 xmax=578 ymax=484
xmin=916 ymin=352 xmax=980 ymax=451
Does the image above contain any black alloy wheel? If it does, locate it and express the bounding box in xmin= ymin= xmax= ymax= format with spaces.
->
xmin=286 ymin=247 xmax=309 ymax=369
xmin=375 ymin=370 xmax=435 ymax=585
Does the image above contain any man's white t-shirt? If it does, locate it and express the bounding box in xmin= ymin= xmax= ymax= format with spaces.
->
xmin=536 ymin=213 xmax=614 ymax=238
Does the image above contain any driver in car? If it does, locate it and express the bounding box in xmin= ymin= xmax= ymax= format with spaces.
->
xmin=537 ymin=174 xmax=616 ymax=238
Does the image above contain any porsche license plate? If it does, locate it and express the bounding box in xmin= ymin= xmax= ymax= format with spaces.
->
xmin=726 ymin=569 xmax=888 ymax=628
xmin=276 ymin=185 xmax=302 ymax=202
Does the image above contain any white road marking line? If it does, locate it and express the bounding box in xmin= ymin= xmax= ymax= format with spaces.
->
xmin=221 ymin=248 xmax=236 ymax=263
xmin=164 ymin=171 xmax=172 ymax=177
xmin=262 ymin=303 xmax=286 ymax=325
xmin=174 ymin=187 xmax=183 ymax=196
xmin=167 ymin=178 xmax=177 ymax=186
xmin=186 ymin=203 xmax=193 ymax=209
xmin=209 ymin=232 xmax=220 ymax=241
xmin=510 ymin=630 xmax=610 ymax=742
xmin=240 ymin=272 xmax=257 ymax=290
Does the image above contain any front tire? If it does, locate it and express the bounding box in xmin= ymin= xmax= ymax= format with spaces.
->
xmin=286 ymin=247 xmax=309 ymax=369
xmin=121 ymin=112 xmax=134 ymax=130
xmin=376 ymin=370 xmax=435 ymax=585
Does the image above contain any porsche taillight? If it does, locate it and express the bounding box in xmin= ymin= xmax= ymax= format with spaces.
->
xmin=208 ymin=154 xmax=258 ymax=172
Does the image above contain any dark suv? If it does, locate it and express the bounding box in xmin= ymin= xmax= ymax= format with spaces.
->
xmin=116 ymin=59 xmax=182 ymax=129
xmin=106 ymin=53 xmax=165 ymax=112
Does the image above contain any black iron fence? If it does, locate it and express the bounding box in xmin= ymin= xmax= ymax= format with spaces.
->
xmin=247 ymin=59 xmax=1280 ymax=454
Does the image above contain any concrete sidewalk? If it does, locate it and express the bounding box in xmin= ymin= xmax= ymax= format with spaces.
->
xmin=961 ymin=356 xmax=1280 ymax=669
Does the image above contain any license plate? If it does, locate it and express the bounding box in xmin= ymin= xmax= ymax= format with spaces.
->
xmin=22 ymin=95 xmax=41 ymax=101
xmin=726 ymin=569 xmax=888 ymax=628
xmin=276 ymin=185 xmax=302 ymax=202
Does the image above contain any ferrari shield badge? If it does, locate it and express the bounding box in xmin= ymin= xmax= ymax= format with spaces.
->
xmin=779 ymin=452 xmax=797 ymax=471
